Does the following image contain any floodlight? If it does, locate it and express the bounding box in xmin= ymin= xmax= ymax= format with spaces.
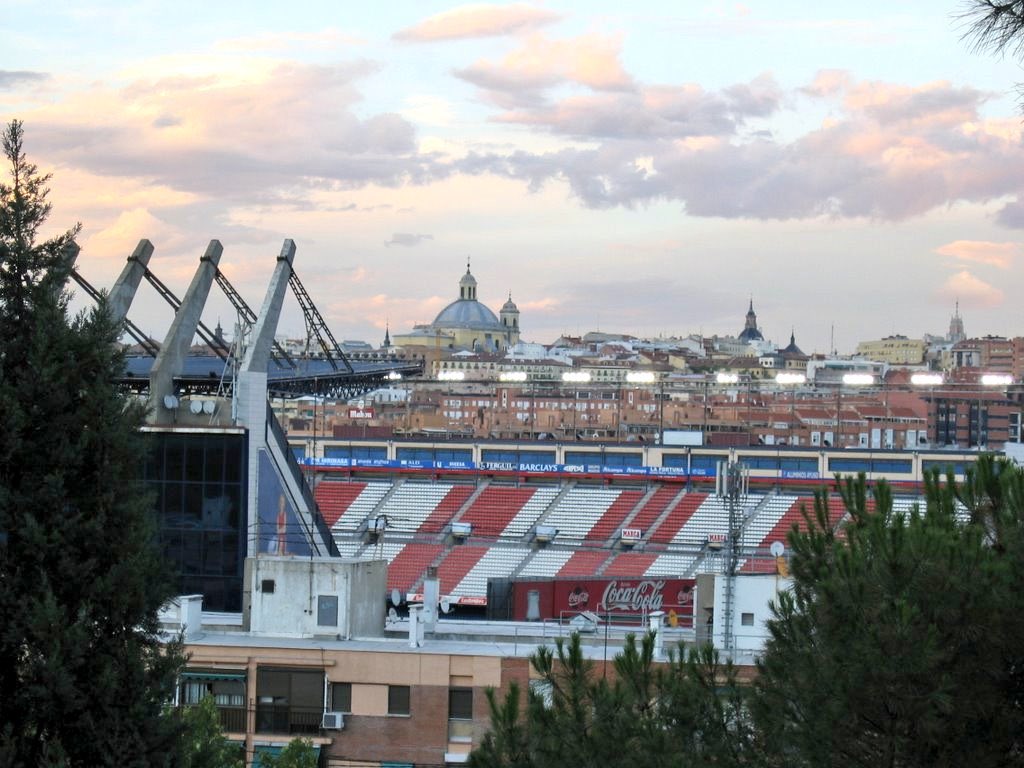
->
xmin=842 ymin=373 xmax=874 ymax=386
xmin=626 ymin=371 xmax=656 ymax=384
xmin=981 ymin=373 xmax=1013 ymax=386
xmin=910 ymin=373 xmax=943 ymax=386
xmin=775 ymin=372 xmax=806 ymax=385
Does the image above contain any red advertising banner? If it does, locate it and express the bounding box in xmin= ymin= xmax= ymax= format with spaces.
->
xmin=511 ymin=577 xmax=695 ymax=625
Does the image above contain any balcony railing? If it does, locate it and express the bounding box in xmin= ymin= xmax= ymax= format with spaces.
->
xmin=180 ymin=703 xmax=246 ymax=734
xmin=255 ymin=704 xmax=323 ymax=735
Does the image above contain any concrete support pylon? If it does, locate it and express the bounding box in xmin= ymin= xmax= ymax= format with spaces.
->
xmin=108 ymin=239 xmax=154 ymax=327
xmin=241 ymin=239 xmax=295 ymax=374
xmin=148 ymin=240 xmax=222 ymax=422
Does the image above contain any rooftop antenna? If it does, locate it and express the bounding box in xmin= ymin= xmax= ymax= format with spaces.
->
xmin=830 ymin=323 xmax=835 ymax=356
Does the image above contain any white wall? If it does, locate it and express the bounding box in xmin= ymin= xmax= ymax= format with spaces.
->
xmin=712 ymin=574 xmax=791 ymax=654
xmin=244 ymin=556 xmax=386 ymax=639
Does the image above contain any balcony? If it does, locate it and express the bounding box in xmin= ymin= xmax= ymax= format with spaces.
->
xmin=255 ymin=704 xmax=323 ymax=736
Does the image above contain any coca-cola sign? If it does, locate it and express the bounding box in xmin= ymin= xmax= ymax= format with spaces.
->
xmin=511 ymin=577 xmax=695 ymax=624
xmin=567 ymin=586 xmax=590 ymax=608
xmin=599 ymin=579 xmax=667 ymax=612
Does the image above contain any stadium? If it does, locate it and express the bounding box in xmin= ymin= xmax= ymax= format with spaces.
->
xmin=70 ymin=239 xmax=987 ymax=766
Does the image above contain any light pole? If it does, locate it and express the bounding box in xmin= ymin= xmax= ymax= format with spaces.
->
xmin=626 ymin=371 xmax=656 ymax=444
xmin=979 ymin=372 xmax=1013 ymax=448
xmin=838 ymin=372 xmax=874 ymax=448
xmin=774 ymin=372 xmax=806 ymax=446
xmin=910 ymin=372 xmax=943 ymax=449
xmin=562 ymin=371 xmax=591 ymax=440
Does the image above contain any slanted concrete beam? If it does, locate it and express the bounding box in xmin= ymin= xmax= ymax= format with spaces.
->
xmin=148 ymin=240 xmax=222 ymax=420
xmin=241 ymin=239 xmax=295 ymax=374
xmin=107 ymin=239 xmax=154 ymax=327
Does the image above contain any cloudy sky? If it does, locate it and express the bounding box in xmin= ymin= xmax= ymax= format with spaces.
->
xmin=4 ymin=1 xmax=1024 ymax=353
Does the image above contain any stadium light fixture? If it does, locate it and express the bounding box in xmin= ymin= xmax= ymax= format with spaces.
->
xmin=438 ymin=370 xmax=465 ymax=381
xmin=842 ymin=373 xmax=874 ymax=386
xmin=981 ymin=373 xmax=1013 ymax=386
xmin=562 ymin=371 xmax=591 ymax=383
xmin=626 ymin=371 xmax=656 ymax=384
xmin=499 ymin=371 xmax=528 ymax=382
xmin=716 ymin=372 xmax=739 ymax=384
xmin=910 ymin=373 xmax=943 ymax=386
xmin=774 ymin=372 xmax=806 ymax=385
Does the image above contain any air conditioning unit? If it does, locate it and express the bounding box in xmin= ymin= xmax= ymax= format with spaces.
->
xmin=322 ymin=711 xmax=344 ymax=730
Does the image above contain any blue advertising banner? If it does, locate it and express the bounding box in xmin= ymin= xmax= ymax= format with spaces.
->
xmin=258 ymin=451 xmax=311 ymax=557
xmin=298 ymin=456 xmax=702 ymax=479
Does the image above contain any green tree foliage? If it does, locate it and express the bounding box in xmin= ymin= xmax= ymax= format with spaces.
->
xmin=469 ymin=632 xmax=754 ymax=768
xmin=752 ymin=457 xmax=1024 ymax=767
xmin=0 ymin=120 xmax=186 ymax=767
xmin=961 ymin=1 xmax=1024 ymax=59
xmin=178 ymin=698 xmax=243 ymax=768
xmin=257 ymin=739 xmax=318 ymax=768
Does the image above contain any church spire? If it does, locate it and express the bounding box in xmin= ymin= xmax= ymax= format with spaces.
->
xmin=458 ymin=259 xmax=477 ymax=300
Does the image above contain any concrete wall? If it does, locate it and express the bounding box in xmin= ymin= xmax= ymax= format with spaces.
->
xmin=244 ymin=556 xmax=386 ymax=638
xmin=712 ymin=573 xmax=791 ymax=654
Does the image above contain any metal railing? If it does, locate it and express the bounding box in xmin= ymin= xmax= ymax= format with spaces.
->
xmin=255 ymin=704 xmax=323 ymax=736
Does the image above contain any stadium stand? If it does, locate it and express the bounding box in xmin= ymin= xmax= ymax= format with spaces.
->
xmin=559 ymin=550 xmax=614 ymax=577
xmin=585 ymin=489 xmax=645 ymax=543
xmin=314 ymin=480 xmax=368 ymax=528
xmin=312 ymin=470 xmax=933 ymax=602
xmin=458 ymin=486 xmax=535 ymax=538
xmin=649 ymin=492 xmax=707 ymax=543
xmin=419 ymin=485 xmax=475 ymax=534
xmin=542 ymin=487 xmax=623 ymax=541
xmin=450 ymin=546 xmax=531 ymax=597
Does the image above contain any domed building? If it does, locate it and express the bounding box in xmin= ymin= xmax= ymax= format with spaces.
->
xmin=738 ymin=299 xmax=764 ymax=343
xmin=393 ymin=261 xmax=521 ymax=352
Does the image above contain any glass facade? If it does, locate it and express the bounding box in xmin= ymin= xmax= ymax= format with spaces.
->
xmin=144 ymin=431 xmax=248 ymax=612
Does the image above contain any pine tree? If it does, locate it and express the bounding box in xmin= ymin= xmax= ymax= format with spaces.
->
xmin=0 ymin=120 xmax=186 ymax=767
xmin=752 ymin=458 xmax=1024 ymax=767
xmin=469 ymin=632 xmax=753 ymax=768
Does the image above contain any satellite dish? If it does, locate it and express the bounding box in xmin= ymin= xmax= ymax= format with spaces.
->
xmin=162 ymin=394 xmax=179 ymax=410
xmin=440 ymin=597 xmax=452 ymax=614
xmin=202 ymin=400 xmax=216 ymax=415
xmin=390 ymin=588 xmax=402 ymax=606
xmin=189 ymin=400 xmax=203 ymax=415
xmin=770 ymin=541 xmax=785 ymax=558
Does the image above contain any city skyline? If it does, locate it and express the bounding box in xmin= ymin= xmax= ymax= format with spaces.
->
xmin=5 ymin=1 xmax=1024 ymax=352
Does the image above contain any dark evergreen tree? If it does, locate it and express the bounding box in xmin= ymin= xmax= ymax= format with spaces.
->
xmin=178 ymin=698 xmax=243 ymax=768
xmin=0 ymin=120 xmax=186 ymax=767
xmin=469 ymin=632 xmax=754 ymax=768
xmin=752 ymin=459 xmax=1024 ymax=767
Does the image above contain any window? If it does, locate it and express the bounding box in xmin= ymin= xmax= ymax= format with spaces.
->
xmin=741 ymin=612 xmax=755 ymax=626
xmin=330 ymin=682 xmax=351 ymax=713
xmin=449 ymin=687 xmax=473 ymax=720
xmin=528 ymin=679 xmax=553 ymax=708
xmin=388 ymin=685 xmax=410 ymax=715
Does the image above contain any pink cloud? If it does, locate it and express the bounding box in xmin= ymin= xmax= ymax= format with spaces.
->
xmin=456 ymin=32 xmax=634 ymax=104
xmin=394 ymin=4 xmax=560 ymax=42
xmin=937 ymin=270 xmax=1004 ymax=308
xmin=802 ymin=69 xmax=852 ymax=98
xmin=935 ymin=240 xmax=1018 ymax=269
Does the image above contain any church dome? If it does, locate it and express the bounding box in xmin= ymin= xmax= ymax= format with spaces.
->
xmin=501 ymin=294 xmax=518 ymax=313
xmin=433 ymin=299 xmax=502 ymax=329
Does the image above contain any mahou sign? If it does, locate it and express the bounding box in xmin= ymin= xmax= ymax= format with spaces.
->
xmin=511 ymin=577 xmax=695 ymax=624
